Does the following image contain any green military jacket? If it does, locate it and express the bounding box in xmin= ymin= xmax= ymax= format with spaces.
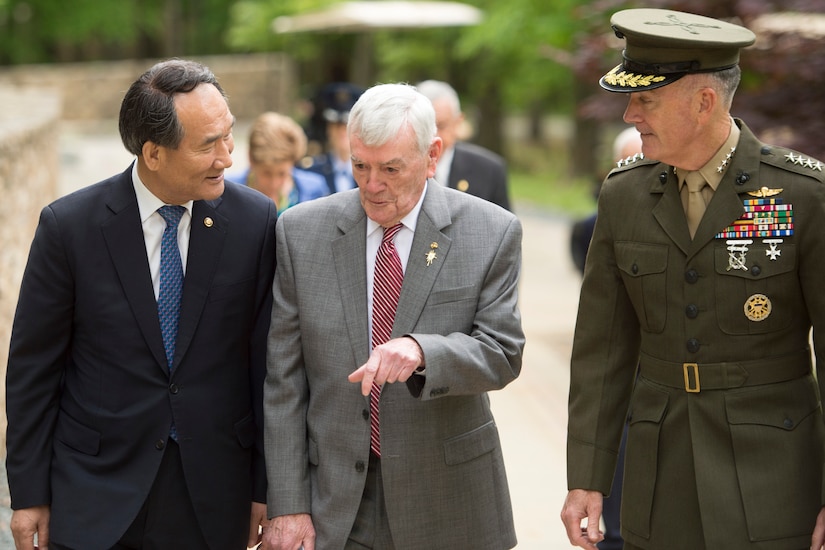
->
xmin=567 ymin=120 xmax=825 ymax=549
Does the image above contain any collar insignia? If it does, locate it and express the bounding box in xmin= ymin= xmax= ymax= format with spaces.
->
xmin=717 ymin=147 xmax=736 ymax=174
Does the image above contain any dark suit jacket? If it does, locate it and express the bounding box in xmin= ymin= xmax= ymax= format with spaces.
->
xmin=567 ymin=120 xmax=825 ymax=549
xmin=446 ymin=142 xmax=511 ymax=211
xmin=5 ymin=165 xmax=277 ymax=550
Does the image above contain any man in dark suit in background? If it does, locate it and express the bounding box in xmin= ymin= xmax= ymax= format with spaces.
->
xmin=302 ymin=82 xmax=365 ymax=195
xmin=6 ymin=59 xmax=276 ymax=550
xmin=416 ymin=79 xmax=512 ymax=211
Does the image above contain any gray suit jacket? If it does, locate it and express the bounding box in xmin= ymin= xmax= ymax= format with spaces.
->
xmin=264 ymin=181 xmax=524 ymax=549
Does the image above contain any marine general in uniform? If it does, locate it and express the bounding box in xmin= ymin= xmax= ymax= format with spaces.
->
xmin=560 ymin=9 xmax=825 ymax=550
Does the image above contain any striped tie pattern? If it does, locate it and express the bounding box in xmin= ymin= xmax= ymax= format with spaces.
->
xmin=370 ymin=223 xmax=404 ymax=457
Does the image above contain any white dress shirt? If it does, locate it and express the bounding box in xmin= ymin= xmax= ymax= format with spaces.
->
xmin=434 ymin=146 xmax=454 ymax=186
xmin=365 ymin=181 xmax=428 ymax=345
xmin=132 ymin=162 xmax=193 ymax=300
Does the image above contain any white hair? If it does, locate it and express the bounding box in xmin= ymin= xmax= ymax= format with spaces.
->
xmin=415 ymin=79 xmax=461 ymax=117
xmin=612 ymin=126 xmax=643 ymax=161
xmin=347 ymin=83 xmax=437 ymax=155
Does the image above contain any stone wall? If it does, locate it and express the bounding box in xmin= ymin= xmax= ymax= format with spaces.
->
xmin=0 ymin=86 xmax=61 ymax=453
xmin=0 ymin=52 xmax=294 ymax=120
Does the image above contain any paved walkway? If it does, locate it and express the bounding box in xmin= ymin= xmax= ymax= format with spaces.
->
xmin=0 ymin=121 xmax=584 ymax=549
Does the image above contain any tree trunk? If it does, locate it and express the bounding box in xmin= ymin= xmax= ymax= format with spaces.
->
xmin=475 ymin=83 xmax=504 ymax=156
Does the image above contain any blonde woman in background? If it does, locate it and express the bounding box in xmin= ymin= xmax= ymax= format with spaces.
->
xmin=235 ymin=112 xmax=329 ymax=213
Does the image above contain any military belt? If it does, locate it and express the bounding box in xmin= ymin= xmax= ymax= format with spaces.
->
xmin=638 ymin=350 xmax=812 ymax=393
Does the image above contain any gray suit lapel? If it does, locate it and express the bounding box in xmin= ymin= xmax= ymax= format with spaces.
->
xmin=331 ymin=202 xmax=370 ymax=364
xmin=394 ymin=182 xmax=452 ymax=336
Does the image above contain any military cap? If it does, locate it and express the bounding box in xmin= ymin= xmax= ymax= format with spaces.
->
xmin=600 ymin=9 xmax=756 ymax=92
xmin=318 ymin=82 xmax=365 ymax=124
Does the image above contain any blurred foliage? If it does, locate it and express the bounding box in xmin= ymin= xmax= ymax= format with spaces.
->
xmin=2 ymin=0 xmax=825 ymax=170
xmin=0 ymin=0 xmax=236 ymax=62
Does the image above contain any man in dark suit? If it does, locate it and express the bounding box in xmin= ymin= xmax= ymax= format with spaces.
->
xmin=6 ymin=59 xmax=276 ymax=550
xmin=261 ymin=83 xmax=523 ymax=550
xmin=416 ymin=79 xmax=511 ymax=211
xmin=561 ymin=9 xmax=825 ymax=550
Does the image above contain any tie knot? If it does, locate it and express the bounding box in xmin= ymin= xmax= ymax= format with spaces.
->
xmin=685 ymin=172 xmax=706 ymax=193
xmin=158 ymin=205 xmax=186 ymax=228
xmin=382 ymin=223 xmax=403 ymax=244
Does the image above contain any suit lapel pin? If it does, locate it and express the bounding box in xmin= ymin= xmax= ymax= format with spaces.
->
xmin=203 ymin=217 xmax=214 ymax=228
xmin=426 ymin=242 xmax=438 ymax=266
xmin=457 ymin=180 xmax=470 ymax=192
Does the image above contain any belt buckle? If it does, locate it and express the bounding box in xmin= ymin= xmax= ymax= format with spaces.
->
xmin=683 ymin=363 xmax=700 ymax=393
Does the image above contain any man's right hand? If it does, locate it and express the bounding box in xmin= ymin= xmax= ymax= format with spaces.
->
xmin=11 ymin=505 xmax=50 ymax=550
xmin=261 ymin=513 xmax=315 ymax=550
xmin=560 ymin=489 xmax=604 ymax=548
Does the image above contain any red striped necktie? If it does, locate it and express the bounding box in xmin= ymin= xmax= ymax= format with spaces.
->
xmin=370 ymin=223 xmax=404 ymax=457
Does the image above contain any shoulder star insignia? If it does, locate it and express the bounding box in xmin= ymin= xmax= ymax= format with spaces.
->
xmin=616 ymin=153 xmax=644 ymax=168
xmin=747 ymin=186 xmax=783 ymax=198
xmin=786 ymin=152 xmax=824 ymax=171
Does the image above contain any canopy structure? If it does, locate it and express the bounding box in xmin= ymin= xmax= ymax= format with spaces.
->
xmin=273 ymin=1 xmax=483 ymax=34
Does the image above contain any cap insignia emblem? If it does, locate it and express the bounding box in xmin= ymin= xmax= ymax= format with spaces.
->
xmin=645 ymin=14 xmax=721 ymax=35
xmin=602 ymin=66 xmax=666 ymax=89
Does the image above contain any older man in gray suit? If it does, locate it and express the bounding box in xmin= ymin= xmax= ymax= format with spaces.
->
xmin=261 ymin=83 xmax=524 ymax=550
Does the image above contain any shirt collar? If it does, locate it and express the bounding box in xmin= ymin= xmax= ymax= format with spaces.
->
xmin=132 ymin=161 xmax=194 ymax=221
xmin=366 ymin=180 xmax=428 ymax=238
xmin=677 ymin=118 xmax=741 ymax=192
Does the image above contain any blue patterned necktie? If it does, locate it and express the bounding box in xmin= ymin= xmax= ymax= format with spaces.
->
xmin=157 ymin=205 xmax=186 ymax=371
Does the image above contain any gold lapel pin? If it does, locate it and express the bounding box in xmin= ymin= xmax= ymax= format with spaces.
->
xmin=426 ymin=242 xmax=438 ymax=266
xmin=204 ymin=217 xmax=214 ymax=228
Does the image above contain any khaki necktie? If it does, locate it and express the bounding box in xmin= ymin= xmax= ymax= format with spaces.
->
xmin=685 ymin=171 xmax=708 ymax=239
